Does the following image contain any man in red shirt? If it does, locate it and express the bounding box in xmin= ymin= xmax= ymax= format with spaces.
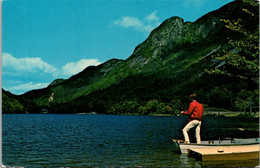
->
xmin=181 ymin=93 xmax=203 ymax=144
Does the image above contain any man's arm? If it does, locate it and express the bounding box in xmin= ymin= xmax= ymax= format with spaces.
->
xmin=181 ymin=103 xmax=195 ymax=115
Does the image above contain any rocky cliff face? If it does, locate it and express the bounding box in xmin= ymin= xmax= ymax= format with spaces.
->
xmin=125 ymin=11 xmax=226 ymax=70
xmin=126 ymin=0 xmax=256 ymax=71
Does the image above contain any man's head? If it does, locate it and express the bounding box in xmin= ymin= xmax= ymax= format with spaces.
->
xmin=189 ymin=93 xmax=197 ymax=101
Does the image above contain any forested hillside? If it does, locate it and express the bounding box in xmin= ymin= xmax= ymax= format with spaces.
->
xmin=3 ymin=0 xmax=259 ymax=115
xmin=2 ymin=89 xmax=39 ymax=114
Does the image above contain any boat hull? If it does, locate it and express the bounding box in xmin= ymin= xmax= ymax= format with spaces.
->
xmin=172 ymin=138 xmax=259 ymax=154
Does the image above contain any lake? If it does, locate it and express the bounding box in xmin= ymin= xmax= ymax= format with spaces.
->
xmin=2 ymin=114 xmax=259 ymax=167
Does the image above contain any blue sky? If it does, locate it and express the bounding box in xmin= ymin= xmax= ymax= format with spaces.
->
xmin=2 ymin=0 xmax=233 ymax=95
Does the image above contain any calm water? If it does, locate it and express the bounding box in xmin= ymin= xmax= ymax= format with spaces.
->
xmin=2 ymin=114 xmax=259 ymax=167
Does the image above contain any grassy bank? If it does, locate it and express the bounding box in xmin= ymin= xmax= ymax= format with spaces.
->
xmin=150 ymin=111 xmax=259 ymax=118
xmin=204 ymin=111 xmax=259 ymax=118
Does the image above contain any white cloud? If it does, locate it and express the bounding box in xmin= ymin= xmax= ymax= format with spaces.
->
xmin=2 ymin=53 xmax=58 ymax=77
xmin=61 ymin=59 xmax=101 ymax=77
xmin=3 ymin=53 xmax=103 ymax=94
xmin=114 ymin=16 xmax=142 ymax=28
xmin=113 ymin=11 xmax=161 ymax=33
xmin=2 ymin=53 xmax=102 ymax=78
xmin=145 ymin=11 xmax=160 ymax=23
xmin=5 ymin=82 xmax=50 ymax=95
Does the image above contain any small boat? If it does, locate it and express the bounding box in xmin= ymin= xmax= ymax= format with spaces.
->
xmin=172 ymin=138 xmax=259 ymax=154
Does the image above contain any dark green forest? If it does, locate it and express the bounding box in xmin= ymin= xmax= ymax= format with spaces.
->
xmin=3 ymin=0 xmax=259 ymax=116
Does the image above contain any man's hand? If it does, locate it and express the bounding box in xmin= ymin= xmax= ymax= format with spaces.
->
xmin=181 ymin=111 xmax=185 ymax=114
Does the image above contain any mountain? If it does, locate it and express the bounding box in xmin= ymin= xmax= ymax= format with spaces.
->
xmin=2 ymin=89 xmax=39 ymax=114
xmin=5 ymin=0 xmax=258 ymax=114
xmin=20 ymin=58 xmax=124 ymax=106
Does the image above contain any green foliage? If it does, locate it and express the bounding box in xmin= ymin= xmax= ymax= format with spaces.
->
xmin=207 ymin=0 xmax=259 ymax=82
xmin=140 ymin=99 xmax=165 ymax=115
xmin=203 ymin=0 xmax=259 ymax=114
xmin=234 ymin=89 xmax=259 ymax=114
xmin=107 ymin=100 xmax=141 ymax=115
xmin=2 ymin=93 xmax=24 ymax=113
xmin=2 ymin=89 xmax=39 ymax=114
xmin=107 ymin=99 xmax=178 ymax=116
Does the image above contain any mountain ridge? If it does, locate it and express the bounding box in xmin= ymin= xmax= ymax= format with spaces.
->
xmin=3 ymin=0 xmax=259 ymax=114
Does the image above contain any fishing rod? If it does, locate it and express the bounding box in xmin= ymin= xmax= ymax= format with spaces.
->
xmin=156 ymin=91 xmax=187 ymax=111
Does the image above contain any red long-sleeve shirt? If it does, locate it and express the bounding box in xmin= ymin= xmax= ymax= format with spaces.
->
xmin=183 ymin=100 xmax=203 ymax=121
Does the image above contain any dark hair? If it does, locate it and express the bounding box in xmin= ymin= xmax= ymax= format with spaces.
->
xmin=189 ymin=93 xmax=197 ymax=100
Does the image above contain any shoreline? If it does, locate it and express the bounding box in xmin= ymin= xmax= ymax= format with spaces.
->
xmin=3 ymin=111 xmax=259 ymax=118
xmin=151 ymin=111 xmax=259 ymax=118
